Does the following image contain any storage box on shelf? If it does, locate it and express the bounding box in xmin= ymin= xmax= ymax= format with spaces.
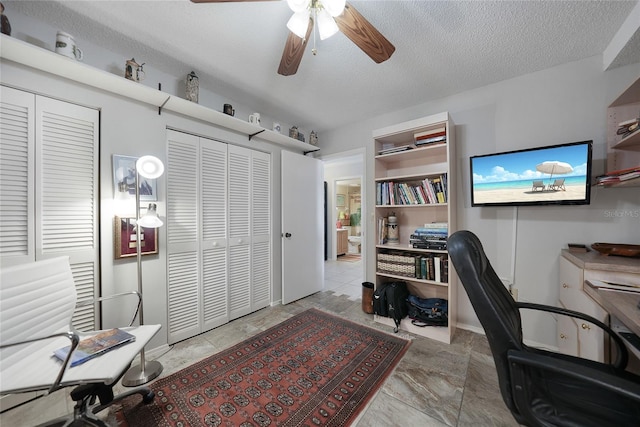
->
xmin=602 ymin=76 xmax=640 ymax=188
xmin=372 ymin=112 xmax=457 ymax=343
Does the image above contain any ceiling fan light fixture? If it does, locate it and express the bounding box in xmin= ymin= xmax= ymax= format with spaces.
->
xmin=322 ymin=0 xmax=345 ymax=17
xmin=287 ymin=10 xmax=311 ymax=39
xmin=287 ymin=0 xmax=309 ymax=13
xmin=316 ymin=9 xmax=339 ymax=40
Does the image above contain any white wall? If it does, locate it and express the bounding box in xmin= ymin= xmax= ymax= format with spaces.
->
xmin=320 ymin=57 xmax=640 ymax=347
xmin=0 ymin=10 xmax=311 ymax=350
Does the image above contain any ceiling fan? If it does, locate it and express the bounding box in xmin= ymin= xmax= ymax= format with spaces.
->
xmin=191 ymin=0 xmax=395 ymax=76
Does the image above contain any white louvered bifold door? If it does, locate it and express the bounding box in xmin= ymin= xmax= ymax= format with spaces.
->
xmin=0 ymin=86 xmax=35 ymax=268
xmin=166 ymin=130 xmax=201 ymax=343
xmin=35 ymin=96 xmax=99 ymax=332
xmin=228 ymin=145 xmax=252 ymax=320
xmin=251 ymin=151 xmax=271 ymax=311
xmin=201 ymin=139 xmax=229 ymax=331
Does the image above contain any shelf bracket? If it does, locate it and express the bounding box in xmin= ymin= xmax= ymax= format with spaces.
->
xmin=304 ymin=148 xmax=320 ymax=156
xmin=248 ymin=129 xmax=265 ymax=141
xmin=158 ymin=96 xmax=170 ymax=116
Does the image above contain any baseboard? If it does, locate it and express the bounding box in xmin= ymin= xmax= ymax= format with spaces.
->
xmin=145 ymin=343 xmax=170 ymax=360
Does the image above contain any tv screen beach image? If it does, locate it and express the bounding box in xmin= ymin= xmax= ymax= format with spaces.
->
xmin=471 ymin=143 xmax=591 ymax=206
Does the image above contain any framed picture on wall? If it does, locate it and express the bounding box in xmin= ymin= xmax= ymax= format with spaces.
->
xmin=336 ymin=194 xmax=345 ymax=207
xmin=114 ymin=216 xmax=158 ymax=259
xmin=112 ymin=155 xmax=157 ymax=201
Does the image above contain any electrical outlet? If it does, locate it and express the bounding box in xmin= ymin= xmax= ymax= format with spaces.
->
xmin=510 ymin=287 xmax=518 ymax=301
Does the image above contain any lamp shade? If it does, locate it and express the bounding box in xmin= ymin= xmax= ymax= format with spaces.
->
xmin=322 ymin=0 xmax=346 ymax=17
xmin=137 ymin=203 xmax=163 ymax=228
xmin=136 ymin=155 xmax=164 ymax=179
xmin=317 ymin=9 xmax=339 ymax=40
xmin=287 ymin=10 xmax=311 ymax=38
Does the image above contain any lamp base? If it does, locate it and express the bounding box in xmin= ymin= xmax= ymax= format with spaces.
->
xmin=122 ymin=360 xmax=163 ymax=387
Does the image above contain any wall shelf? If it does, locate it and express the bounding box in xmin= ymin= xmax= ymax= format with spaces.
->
xmin=0 ymin=35 xmax=319 ymax=154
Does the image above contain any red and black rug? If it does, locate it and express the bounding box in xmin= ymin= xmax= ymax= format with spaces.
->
xmin=115 ymin=308 xmax=410 ymax=426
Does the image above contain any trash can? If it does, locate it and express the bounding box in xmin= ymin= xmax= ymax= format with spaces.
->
xmin=362 ymin=282 xmax=374 ymax=314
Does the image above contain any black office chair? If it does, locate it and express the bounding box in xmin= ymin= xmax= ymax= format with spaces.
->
xmin=448 ymin=230 xmax=640 ymax=427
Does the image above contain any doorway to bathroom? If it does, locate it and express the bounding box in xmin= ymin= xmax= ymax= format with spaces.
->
xmin=321 ymin=149 xmax=365 ymax=300
xmin=335 ymin=179 xmax=362 ymax=262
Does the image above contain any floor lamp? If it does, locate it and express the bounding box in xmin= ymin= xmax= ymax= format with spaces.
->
xmin=122 ymin=155 xmax=164 ymax=387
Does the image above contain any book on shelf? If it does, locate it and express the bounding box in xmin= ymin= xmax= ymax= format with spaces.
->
xmin=595 ymin=165 xmax=640 ymax=185
xmin=378 ymin=145 xmax=413 ymax=155
xmin=53 ymin=328 xmax=136 ymax=367
xmin=415 ymin=135 xmax=447 ymax=146
xmin=414 ymin=127 xmax=446 ymax=141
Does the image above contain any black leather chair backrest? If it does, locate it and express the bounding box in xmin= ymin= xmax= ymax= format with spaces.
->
xmin=447 ymin=230 xmax=523 ymax=415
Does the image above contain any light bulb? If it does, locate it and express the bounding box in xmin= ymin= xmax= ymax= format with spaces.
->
xmin=136 ymin=155 xmax=164 ymax=179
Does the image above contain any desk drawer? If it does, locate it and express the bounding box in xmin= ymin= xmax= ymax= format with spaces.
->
xmin=559 ymin=257 xmax=583 ymax=310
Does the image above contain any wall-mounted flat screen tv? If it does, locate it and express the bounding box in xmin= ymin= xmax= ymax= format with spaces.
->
xmin=470 ymin=140 xmax=592 ymax=207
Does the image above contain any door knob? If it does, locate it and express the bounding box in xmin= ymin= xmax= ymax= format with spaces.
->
xmin=284 ymin=232 xmax=292 ymax=238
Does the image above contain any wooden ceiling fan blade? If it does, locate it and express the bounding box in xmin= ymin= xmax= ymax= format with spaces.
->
xmin=335 ymin=3 xmax=395 ymax=64
xmin=278 ymin=18 xmax=313 ymax=76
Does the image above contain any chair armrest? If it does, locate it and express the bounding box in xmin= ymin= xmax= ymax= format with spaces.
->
xmin=516 ymin=301 xmax=628 ymax=369
xmin=1 ymin=331 xmax=80 ymax=394
xmin=76 ymin=291 xmax=142 ymax=326
xmin=507 ymin=349 xmax=640 ymax=403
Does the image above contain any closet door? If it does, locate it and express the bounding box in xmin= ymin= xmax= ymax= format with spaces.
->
xmin=0 ymin=87 xmax=99 ymax=331
xmin=36 ymin=96 xmax=99 ymax=331
xmin=0 ymin=86 xmax=35 ymax=267
xmin=201 ymin=139 xmax=229 ymax=331
xmin=251 ymin=150 xmax=271 ymax=310
xmin=166 ymin=130 xmax=201 ymax=343
xmin=228 ymin=145 xmax=252 ymax=320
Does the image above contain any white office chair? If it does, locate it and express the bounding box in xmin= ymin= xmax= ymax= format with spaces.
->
xmin=0 ymin=257 xmax=162 ymax=426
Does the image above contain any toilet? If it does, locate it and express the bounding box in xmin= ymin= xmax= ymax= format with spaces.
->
xmin=347 ymin=235 xmax=361 ymax=254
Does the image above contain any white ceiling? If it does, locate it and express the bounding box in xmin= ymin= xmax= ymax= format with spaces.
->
xmin=6 ymin=0 xmax=639 ymax=133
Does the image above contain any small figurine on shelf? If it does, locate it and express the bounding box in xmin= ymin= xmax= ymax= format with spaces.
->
xmin=289 ymin=126 xmax=298 ymax=140
xmin=1 ymin=2 xmax=11 ymax=36
xmin=309 ymin=130 xmax=318 ymax=145
xmin=125 ymin=58 xmax=145 ymax=82
xmin=387 ymin=212 xmax=399 ymax=244
xmin=186 ymin=71 xmax=199 ymax=103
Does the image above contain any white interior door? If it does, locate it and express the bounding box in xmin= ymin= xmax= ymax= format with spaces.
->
xmin=282 ymin=151 xmax=323 ymax=304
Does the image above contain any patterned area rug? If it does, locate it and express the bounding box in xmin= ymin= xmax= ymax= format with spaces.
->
xmin=115 ymin=308 xmax=410 ymax=426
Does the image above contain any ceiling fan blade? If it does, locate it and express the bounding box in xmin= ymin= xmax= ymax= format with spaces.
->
xmin=335 ymin=3 xmax=395 ymax=64
xmin=278 ymin=18 xmax=313 ymax=76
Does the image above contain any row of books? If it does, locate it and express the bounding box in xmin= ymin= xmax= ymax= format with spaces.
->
xmin=376 ymin=175 xmax=448 ymax=206
xmin=410 ymin=223 xmax=448 ymax=250
xmin=595 ymin=165 xmax=640 ymax=185
xmin=376 ymin=251 xmax=449 ymax=283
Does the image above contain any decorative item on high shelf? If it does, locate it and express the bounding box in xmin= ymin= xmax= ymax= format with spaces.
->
xmin=1 ymin=2 xmax=11 ymax=36
xmin=297 ymin=132 xmax=305 ymax=142
xmin=185 ymin=71 xmax=199 ymax=103
xmin=125 ymin=58 xmax=145 ymax=82
xmin=387 ymin=212 xmax=399 ymax=244
xmin=309 ymin=130 xmax=318 ymax=145
xmin=289 ymin=126 xmax=299 ymax=140
xmin=55 ymin=31 xmax=83 ymax=61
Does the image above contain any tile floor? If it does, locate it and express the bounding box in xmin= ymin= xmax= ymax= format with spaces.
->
xmin=1 ymin=258 xmax=518 ymax=426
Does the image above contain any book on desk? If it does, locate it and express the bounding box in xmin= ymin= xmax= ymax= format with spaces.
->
xmin=53 ymin=328 xmax=136 ymax=367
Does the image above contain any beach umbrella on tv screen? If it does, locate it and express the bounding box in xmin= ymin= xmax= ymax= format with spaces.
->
xmin=536 ymin=161 xmax=573 ymax=182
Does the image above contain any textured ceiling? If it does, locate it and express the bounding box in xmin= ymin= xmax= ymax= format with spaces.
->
xmin=5 ymin=0 xmax=639 ymax=133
